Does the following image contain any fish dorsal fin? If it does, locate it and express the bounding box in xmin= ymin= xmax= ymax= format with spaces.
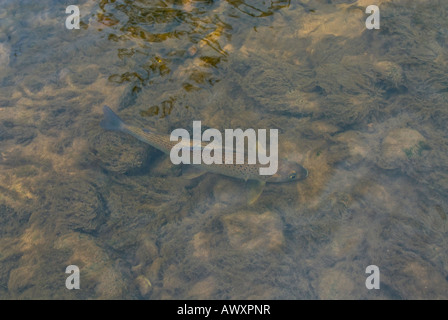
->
xmin=245 ymin=180 xmax=266 ymax=205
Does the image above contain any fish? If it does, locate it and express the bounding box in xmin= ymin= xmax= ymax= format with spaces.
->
xmin=100 ymin=105 xmax=308 ymax=204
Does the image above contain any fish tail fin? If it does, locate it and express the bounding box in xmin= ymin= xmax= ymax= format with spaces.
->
xmin=100 ymin=105 xmax=125 ymax=131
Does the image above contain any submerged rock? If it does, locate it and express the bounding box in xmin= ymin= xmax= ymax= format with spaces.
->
xmin=375 ymin=60 xmax=404 ymax=89
xmin=91 ymin=131 xmax=151 ymax=174
xmin=145 ymin=257 xmax=163 ymax=283
xmin=95 ymin=267 xmax=126 ymax=299
xmin=7 ymin=265 xmax=35 ymax=293
xmin=54 ymin=232 xmax=127 ymax=299
xmin=46 ymin=180 xmax=106 ymax=233
xmin=317 ymin=269 xmax=355 ymax=300
xmin=191 ymin=231 xmax=213 ymax=259
xmin=222 ymin=211 xmax=284 ymax=252
xmin=135 ymin=236 xmax=158 ymax=266
xmin=400 ymin=261 xmax=448 ymax=299
xmin=334 ymin=130 xmax=370 ymax=167
xmin=378 ymin=128 xmax=429 ymax=169
xmin=135 ymin=275 xmax=152 ymax=297
xmin=186 ymin=276 xmax=216 ymax=299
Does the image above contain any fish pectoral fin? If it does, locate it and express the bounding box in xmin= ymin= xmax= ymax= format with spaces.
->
xmin=181 ymin=165 xmax=207 ymax=180
xmin=246 ymin=180 xmax=266 ymax=205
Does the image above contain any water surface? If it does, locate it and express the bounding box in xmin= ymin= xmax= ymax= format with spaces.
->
xmin=0 ymin=0 xmax=447 ymax=299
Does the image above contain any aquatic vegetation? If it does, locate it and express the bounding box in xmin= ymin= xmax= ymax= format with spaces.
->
xmin=140 ymin=97 xmax=175 ymax=118
xmin=0 ymin=0 xmax=448 ymax=300
xmin=403 ymin=141 xmax=430 ymax=159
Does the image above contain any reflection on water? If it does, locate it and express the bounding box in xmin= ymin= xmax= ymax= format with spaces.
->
xmin=0 ymin=0 xmax=447 ymax=299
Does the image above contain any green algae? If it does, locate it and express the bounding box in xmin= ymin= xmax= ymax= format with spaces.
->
xmin=404 ymin=141 xmax=431 ymax=159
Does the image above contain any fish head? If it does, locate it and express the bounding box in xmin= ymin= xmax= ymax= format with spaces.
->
xmin=267 ymin=159 xmax=308 ymax=183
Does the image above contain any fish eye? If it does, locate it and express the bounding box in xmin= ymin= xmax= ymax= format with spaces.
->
xmin=289 ymin=172 xmax=297 ymax=180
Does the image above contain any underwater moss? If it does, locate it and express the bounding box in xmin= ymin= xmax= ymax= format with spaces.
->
xmin=403 ymin=141 xmax=431 ymax=159
xmin=1 ymin=0 xmax=448 ymax=300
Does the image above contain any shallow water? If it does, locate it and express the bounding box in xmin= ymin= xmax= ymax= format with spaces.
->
xmin=0 ymin=0 xmax=447 ymax=299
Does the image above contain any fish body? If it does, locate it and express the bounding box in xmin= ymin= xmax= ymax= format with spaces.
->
xmin=100 ymin=105 xmax=307 ymax=203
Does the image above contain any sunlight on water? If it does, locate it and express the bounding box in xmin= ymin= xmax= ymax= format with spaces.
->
xmin=0 ymin=0 xmax=447 ymax=299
